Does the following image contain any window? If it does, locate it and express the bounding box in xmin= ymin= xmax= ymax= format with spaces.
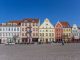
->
xmin=3 ymin=28 xmax=5 ymax=31
xmin=22 ymin=33 xmax=24 ymax=36
xmin=33 ymin=23 xmax=35 ymax=26
xmin=46 ymin=30 xmax=48 ymax=32
xmin=36 ymin=24 xmax=38 ymax=26
xmin=69 ymin=33 xmax=71 ymax=36
xmin=9 ymin=33 xmax=11 ymax=36
xmin=25 ymin=28 xmax=27 ymax=31
xmin=33 ymin=28 xmax=35 ymax=31
xmin=9 ymin=33 xmax=10 ymax=36
xmin=0 ymin=33 xmax=2 ymax=36
xmin=52 ymin=33 xmax=54 ymax=36
xmin=49 ymin=33 xmax=51 ymax=36
xmin=33 ymin=33 xmax=35 ymax=36
xmin=46 ymin=33 xmax=48 ymax=36
xmin=22 ymin=28 xmax=24 ymax=31
xmin=40 ymin=30 xmax=41 ymax=32
xmin=25 ymin=33 xmax=27 ymax=36
xmin=49 ymin=38 xmax=51 ymax=41
xmin=8 ymin=28 xmax=10 ymax=31
xmin=40 ymin=33 xmax=42 ymax=36
xmin=11 ymin=28 xmax=13 ymax=31
xmin=50 ymin=30 xmax=51 ymax=32
xmin=43 ymin=30 xmax=44 ymax=32
xmin=66 ymin=29 xmax=68 ymax=31
xmin=14 ymin=28 xmax=16 ymax=31
xmin=25 ymin=23 xmax=27 ymax=26
xmin=36 ymin=28 xmax=38 ymax=31
xmin=17 ymin=28 xmax=19 ymax=31
xmin=69 ymin=29 xmax=71 ymax=31
xmin=36 ymin=33 xmax=38 ymax=36
xmin=6 ymin=33 xmax=7 ymax=36
xmin=42 ymin=33 xmax=44 ymax=36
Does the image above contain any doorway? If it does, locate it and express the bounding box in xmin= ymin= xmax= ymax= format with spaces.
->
xmin=46 ymin=39 xmax=48 ymax=43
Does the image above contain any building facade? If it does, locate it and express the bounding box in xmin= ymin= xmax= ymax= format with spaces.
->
xmin=63 ymin=27 xmax=72 ymax=43
xmin=78 ymin=28 xmax=80 ymax=40
xmin=72 ymin=24 xmax=79 ymax=39
xmin=55 ymin=21 xmax=71 ymax=42
xmin=0 ymin=18 xmax=80 ymax=44
xmin=0 ymin=21 xmax=21 ymax=44
xmin=38 ymin=18 xmax=55 ymax=43
xmin=20 ymin=18 xmax=39 ymax=43
xmin=72 ymin=24 xmax=80 ymax=42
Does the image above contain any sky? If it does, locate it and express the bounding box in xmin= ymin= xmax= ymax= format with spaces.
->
xmin=0 ymin=0 xmax=80 ymax=26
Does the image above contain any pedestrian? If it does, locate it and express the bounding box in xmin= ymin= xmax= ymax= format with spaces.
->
xmin=62 ymin=40 xmax=64 ymax=45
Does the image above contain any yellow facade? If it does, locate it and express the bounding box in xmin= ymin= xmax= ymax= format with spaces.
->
xmin=38 ymin=18 xmax=55 ymax=43
xmin=63 ymin=28 xmax=72 ymax=42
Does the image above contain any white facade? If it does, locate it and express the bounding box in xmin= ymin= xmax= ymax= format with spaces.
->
xmin=72 ymin=24 xmax=79 ymax=39
xmin=38 ymin=18 xmax=55 ymax=43
xmin=78 ymin=29 xmax=80 ymax=39
xmin=0 ymin=23 xmax=21 ymax=44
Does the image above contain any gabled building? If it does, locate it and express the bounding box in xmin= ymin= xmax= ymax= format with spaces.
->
xmin=38 ymin=18 xmax=55 ymax=43
xmin=72 ymin=24 xmax=80 ymax=42
xmin=55 ymin=21 xmax=71 ymax=42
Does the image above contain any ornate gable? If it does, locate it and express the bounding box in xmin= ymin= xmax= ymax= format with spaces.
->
xmin=39 ymin=18 xmax=54 ymax=28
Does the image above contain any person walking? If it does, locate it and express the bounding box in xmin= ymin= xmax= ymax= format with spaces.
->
xmin=62 ymin=40 xmax=64 ymax=45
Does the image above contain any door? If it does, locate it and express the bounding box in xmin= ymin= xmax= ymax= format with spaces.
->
xmin=46 ymin=39 xmax=48 ymax=43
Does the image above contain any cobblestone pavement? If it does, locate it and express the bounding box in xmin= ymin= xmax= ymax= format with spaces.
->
xmin=0 ymin=43 xmax=80 ymax=60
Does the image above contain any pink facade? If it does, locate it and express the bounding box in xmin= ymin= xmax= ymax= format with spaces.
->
xmin=55 ymin=22 xmax=63 ymax=42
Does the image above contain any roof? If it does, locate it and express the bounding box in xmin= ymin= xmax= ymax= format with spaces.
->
xmin=60 ymin=22 xmax=70 ymax=28
xmin=23 ymin=18 xmax=39 ymax=23
xmin=8 ymin=20 xmax=22 ymax=25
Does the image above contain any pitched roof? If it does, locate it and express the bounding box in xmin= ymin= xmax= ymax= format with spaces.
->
xmin=23 ymin=18 xmax=39 ymax=23
xmin=60 ymin=22 xmax=70 ymax=28
xmin=8 ymin=20 xmax=22 ymax=25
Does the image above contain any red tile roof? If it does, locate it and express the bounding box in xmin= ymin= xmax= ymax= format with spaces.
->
xmin=60 ymin=22 xmax=70 ymax=27
xmin=8 ymin=20 xmax=22 ymax=25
